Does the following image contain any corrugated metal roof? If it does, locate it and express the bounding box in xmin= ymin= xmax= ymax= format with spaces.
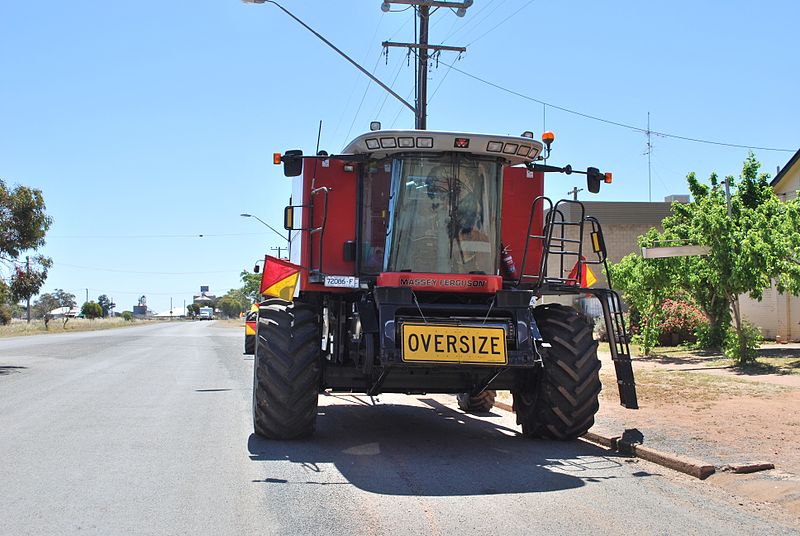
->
xmin=549 ymin=200 xmax=676 ymax=225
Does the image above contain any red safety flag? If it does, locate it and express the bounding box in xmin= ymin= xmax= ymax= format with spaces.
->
xmin=260 ymin=255 xmax=301 ymax=300
xmin=568 ymin=257 xmax=598 ymax=288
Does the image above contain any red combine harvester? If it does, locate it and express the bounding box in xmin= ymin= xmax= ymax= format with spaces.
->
xmin=253 ymin=127 xmax=637 ymax=440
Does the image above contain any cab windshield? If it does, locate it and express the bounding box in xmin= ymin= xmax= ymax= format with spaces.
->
xmin=383 ymin=153 xmax=501 ymax=274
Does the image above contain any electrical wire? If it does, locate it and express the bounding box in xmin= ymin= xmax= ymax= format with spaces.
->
xmin=373 ymin=53 xmax=410 ymax=119
xmin=442 ymin=60 xmax=795 ymax=152
xmin=54 ymin=262 xmax=235 ymax=276
xmin=466 ymin=0 xmax=536 ymax=46
xmin=48 ymin=232 xmax=267 ymax=239
xmin=442 ymin=0 xmax=503 ymax=42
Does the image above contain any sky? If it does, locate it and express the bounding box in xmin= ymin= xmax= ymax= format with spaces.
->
xmin=1 ymin=0 xmax=798 ymax=313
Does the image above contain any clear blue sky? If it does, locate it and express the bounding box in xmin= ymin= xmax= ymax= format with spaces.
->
xmin=2 ymin=0 xmax=797 ymax=313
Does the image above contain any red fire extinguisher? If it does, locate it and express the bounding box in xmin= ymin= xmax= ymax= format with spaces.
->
xmin=501 ymin=243 xmax=517 ymax=279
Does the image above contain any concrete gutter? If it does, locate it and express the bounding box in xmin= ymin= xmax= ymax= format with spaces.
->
xmin=582 ymin=431 xmax=716 ymax=479
xmin=493 ymin=400 xmax=716 ymax=480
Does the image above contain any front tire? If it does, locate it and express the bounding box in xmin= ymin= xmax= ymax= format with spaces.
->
xmin=513 ymin=304 xmax=601 ymax=440
xmin=253 ymin=299 xmax=321 ymax=440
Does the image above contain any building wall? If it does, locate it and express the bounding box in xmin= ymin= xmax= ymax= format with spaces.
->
xmin=739 ymin=288 xmax=778 ymax=339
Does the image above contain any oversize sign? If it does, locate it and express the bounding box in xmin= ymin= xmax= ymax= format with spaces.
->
xmin=401 ymin=323 xmax=507 ymax=364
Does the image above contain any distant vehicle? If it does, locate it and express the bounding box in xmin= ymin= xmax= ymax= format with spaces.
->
xmin=198 ymin=307 xmax=214 ymax=320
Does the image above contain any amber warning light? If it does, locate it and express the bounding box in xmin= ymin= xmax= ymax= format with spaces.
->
xmin=604 ymin=172 xmax=613 ymax=184
xmin=273 ymin=153 xmax=282 ymax=165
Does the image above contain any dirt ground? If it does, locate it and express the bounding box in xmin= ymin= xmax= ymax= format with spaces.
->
xmin=594 ymin=344 xmax=800 ymax=519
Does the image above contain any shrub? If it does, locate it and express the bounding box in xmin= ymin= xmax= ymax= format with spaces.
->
xmin=724 ymin=321 xmax=762 ymax=365
xmin=81 ymin=301 xmax=103 ymax=319
xmin=122 ymin=311 xmax=133 ymax=322
xmin=0 ymin=305 xmax=11 ymax=325
xmin=656 ymin=298 xmax=707 ymax=346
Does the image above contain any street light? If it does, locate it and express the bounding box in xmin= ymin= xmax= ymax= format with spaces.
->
xmin=240 ymin=213 xmax=291 ymax=259
xmin=240 ymin=0 xmax=414 ymax=114
xmin=240 ymin=213 xmax=287 ymax=242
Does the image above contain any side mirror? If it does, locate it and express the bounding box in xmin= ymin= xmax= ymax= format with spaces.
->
xmin=586 ymin=167 xmax=601 ymax=194
xmin=282 ymin=149 xmax=303 ymax=177
xmin=284 ymin=206 xmax=295 ymax=230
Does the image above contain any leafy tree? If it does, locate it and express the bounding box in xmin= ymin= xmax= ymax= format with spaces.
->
xmin=240 ymin=270 xmax=262 ymax=303
xmin=186 ymin=303 xmax=200 ymax=319
xmin=33 ymin=289 xmax=76 ymax=318
xmin=81 ymin=301 xmax=103 ymax=319
xmin=610 ymin=154 xmax=800 ymax=364
xmin=122 ymin=311 xmax=133 ymax=322
xmin=0 ymin=179 xmax=53 ymax=320
xmin=609 ymin=237 xmax=677 ymax=355
xmin=217 ymin=288 xmax=249 ymax=318
xmin=97 ymin=294 xmax=115 ymax=317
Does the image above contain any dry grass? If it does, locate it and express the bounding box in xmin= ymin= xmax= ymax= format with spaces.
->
xmin=211 ymin=319 xmax=244 ymax=329
xmin=496 ymin=367 xmax=791 ymax=408
xmin=0 ymin=317 xmax=155 ymax=338
xmin=600 ymin=368 xmax=791 ymax=404
xmin=633 ymin=345 xmax=800 ymax=376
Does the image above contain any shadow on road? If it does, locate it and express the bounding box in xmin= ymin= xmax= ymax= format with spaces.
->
xmin=248 ymin=395 xmax=628 ymax=496
xmin=0 ymin=365 xmax=27 ymax=376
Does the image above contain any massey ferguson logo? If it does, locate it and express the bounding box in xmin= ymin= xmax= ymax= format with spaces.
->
xmin=398 ymin=277 xmax=487 ymax=288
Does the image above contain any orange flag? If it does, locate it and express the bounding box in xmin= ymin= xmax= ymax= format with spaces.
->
xmin=260 ymin=256 xmax=301 ymax=300
xmin=567 ymin=257 xmax=598 ymax=288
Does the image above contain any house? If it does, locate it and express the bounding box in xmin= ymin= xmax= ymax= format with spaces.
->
xmin=47 ymin=306 xmax=80 ymax=318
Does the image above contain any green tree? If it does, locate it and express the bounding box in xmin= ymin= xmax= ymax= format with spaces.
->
xmin=609 ymin=231 xmax=677 ymax=355
xmin=240 ymin=270 xmax=262 ymax=303
xmin=217 ymin=288 xmax=249 ymax=318
xmin=0 ymin=179 xmax=53 ymax=320
xmin=611 ymin=154 xmax=800 ymax=364
xmin=186 ymin=303 xmax=200 ymax=319
xmin=97 ymin=294 xmax=115 ymax=317
xmin=122 ymin=311 xmax=133 ymax=322
xmin=34 ymin=289 xmax=76 ymax=319
xmin=81 ymin=301 xmax=103 ymax=319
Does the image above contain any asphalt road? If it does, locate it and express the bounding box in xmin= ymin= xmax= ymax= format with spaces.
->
xmin=1 ymin=322 xmax=797 ymax=535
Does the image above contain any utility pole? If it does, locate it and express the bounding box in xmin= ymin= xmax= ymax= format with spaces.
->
xmin=721 ymin=178 xmax=732 ymax=217
xmin=85 ymin=288 xmax=89 ymax=305
xmin=645 ymin=112 xmax=652 ymax=202
xmin=271 ymin=246 xmax=287 ymax=259
xmin=26 ymin=256 xmax=31 ymax=323
xmin=382 ymin=1 xmax=471 ymax=129
xmin=567 ymin=187 xmax=583 ymax=200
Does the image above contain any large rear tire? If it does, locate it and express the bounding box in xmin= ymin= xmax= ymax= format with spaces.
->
xmin=252 ymin=299 xmax=321 ymax=440
xmin=456 ymin=390 xmax=496 ymax=413
xmin=513 ymin=304 xmax=601 ymax=440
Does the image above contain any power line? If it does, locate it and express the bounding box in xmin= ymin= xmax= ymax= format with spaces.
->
xmin=466 ymin=0 xmax=536 ymax=46
xmin=442 ymin=61 xmax=795 ymax=152
xmin=49 ymin=232 xmax=267 ymax=239
xmin=54 ymin=262 xmax=235 ymax=275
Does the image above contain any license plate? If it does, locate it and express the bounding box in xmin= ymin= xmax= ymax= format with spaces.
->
xmin=401 ymin=324 xmax=507 ymax=364
xmin=324 ymin=275 xmax=360 ymax=288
